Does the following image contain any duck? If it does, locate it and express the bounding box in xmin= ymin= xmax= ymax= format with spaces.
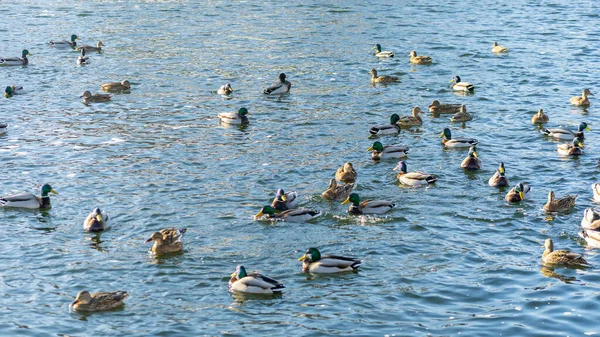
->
xmin=0 ymin=50 xmax=31 ymax=66
xmin=83 ymin=207 xmax=110 ymax=232
xmin=440 ymin=127 xmax=478 ymax=148
xmin=450 ymin=105 xmax=472 ymax=122
xmin=460 ymin=146 xmax=481 ymax=171
xmin=4 ymin=85 xmax=23 ymax=98
xmin=335 ymin=162 xmax=358 ymax=183
xmin=0 ymin=184 xmax=57 ymax=209
xmin=397 ymin=107 xmax=424 ymax=127
xmin=342 ymin=193 xmax=394 ymax=215
xmin=100 ymin=80 xmax=131 ymax=92
xmin=531 ymin=108 xmax=549 ymax=124
xmin=408 ymin=50 xmax=432 ymax=64
xmin=543 ymin=190 xmax=577 ymax=213
xmin=557 ymin=137 xmax=583 ymax=156
xmin=428 ymin=100 xmax=462 ymax=114
xmin=321 ymin=179 xmax=354 ymax=202
xmin=570 ymin=89 xmax=593 ymax=106
xmin=449 ymin=75 xmax=474 ymax=92
xmin=488 ymin=162 xmax=510 ymax=187
xmin=76 ymin=41 xmax=105 ymax=53
xmin=542 ymin=238 xmax=589 ymax=266
xmin=77 ymin=48 xmax=89 ymax=65
xmin=298 ymin=247 xmax=361 ymax=273
xmin=145 ymin=228 xmax=187 ymax=254
xmin=81 ymin=91 xmax=112 ymax=103
xmin=393 ymin=161 xmax=437 ymax=187
xmin=541 ymin=122 xmax=590 ymax=140
xmin=270 ymin=188 xmax=299 ymax=211
xmin=371 ymin=44 xmax=394 ymax=58
xmin=368 ymin=68 xmax=399 ymax=83
xmin=254 ymin=206 xmax=320 ymax=222
xmin=0 ymin=123 xmax=7 ymax=135
xmin=218 ymin=107 xmax=249 ymax=125
xmin=49 ymin=34 xmax=78 ymax=48
xmin=217 ymin=83 xmax=233 ymax=95
xmin=592 ymin=183 xmax=600 ymax=203
xmin=70 ymin=290 xmax=128 ymax=312
xmin=369 ymin=114 xmax=401 ymax=136
xmin=505 ymin=182 xmax=530 ymax=203
xmin=229 ymin=265 xmax=285 ymax=294
xmin=263 ymin=73 xmax=291 ymax=95
xmin=367 ymin=141 xmax=409 ymax=160
xmin=579 ymin=228 xmax=600 ymax=247
xmin=491 ymin=42 xmax=509 ymax=53
xmin=581 ymin=207 xmax=600 ymax=229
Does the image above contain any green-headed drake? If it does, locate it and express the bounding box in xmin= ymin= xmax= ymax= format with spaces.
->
xmin=83 ymin=207 xmax=110 ymax=232
xmin=369 ymin=114 xmax=401 ymax=136
xmin=488 ymin=162 xmax=510 ymax=187
xmin=460 ymin=146 xmax=481 ymax=171
xmin=367 ymin=141 xmax=409 ymax=161
xmin=217 ymin=83 xmax=233 ymax=95
xmin=372 ymin=44 xmax=394 ymax=58
xmin=1 ymin=184 xmax=57 ymax=209
xmin=393 ymin=161 xmax=437 ymax=187
xmin=229 ymin=265 xmax=285 ymax=294
xmin=450 ymin=75 xmax=474 ymax=92
xmin=505 ymin=182 xmax=530 ymax=203
xmin=557 ymin=137 xmax=583 ymax=156
xmin=254 ymin=206 xmax=320 ymax=222
xmin=541 ymin=122 xmax=589 ymax=140
xmin=49 ymin=34 xmax=78 ymax=48
xmin=0 ymin=50 xmax=31 ymax=66
xmin=298 ymin=247 xmax=361 ymax=274
xmin=263 ymin=73 xmax=291 ymax=95
xmin=218 ymin=107 xmax=249 ymax=125
xmin=270 ymin=188 xmax=299 ymax=211
xmin=77 ymin=48 xmax=89 ymax=65
xmin=440 ymin=127 xmax=478 ymax=148
xmin=342 ymin=193 xmax=394 ymax=215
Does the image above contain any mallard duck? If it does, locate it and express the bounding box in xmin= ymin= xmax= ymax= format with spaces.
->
xmin=428 ymin=100 xmax=461 ymax=114
xmin=450 ymin=105 xmax=472 ymax=122
xmin=254 ymin=206 xmax=320 ymax=222
xmin=76 ymin=41 xmax=104 ymax=53
xmin=70 ymin=290 xmax=128 ymax=312
xmin=342 ymin=193 xmax=394 ymax=215
xmin=491 ymin=42 xmax=509 ymax=53
xmin=298 ymin=247 xmax=361 ymax=273
xmin=460 ymin=146 xmax=481 ymax=171
xmin=570 ymin=89 xmax=593 ymax=106
xmin=218 ymin=107 xmax=249 ymax=125
xmin=449 ymin=75 xmax=474 ymax=92
xmin=263 ymin=73 xmax=291 ymax=95
xmin=581 ymin=207 xmax=600 ymax=229
xmin=83 ymin=207 xmax=109 ymax=232
xmin=488 ymin=162 xmax=510 ymax=187
xmin=409 ymin=50 xmax=432 ymax=64
xmin=321 ymin=179 xmax=354 ymax=202
xmin=145 ymin=228 xmax=187 ymax=254
xmin=369 ymin=114 xmax=401 ymax=136
xmin=81 ymin=91 xmax=111 ymax=103
xmin=578 ymin=228 xmax=600 ymax=247
xmin=270 ymin=188 xmax=299 ymax=211
xmin=77 ymin=48 xmax=89 ymax=65
xmin=371 ymin=44 xmax=394 ymax=58
xmin=543 ymin=190 xmax=577 ymax=213
xmin=0 ymin=50 xmax=31 ymax=66
xmin=0 ymin=184 xmax=57 ymax=209
xmin=541 ymin=122 xmax=590 ymax=140
xmin=4 ymin=85 xmax=23 ymax=98
xmin=367 ymin=141 xmax=409 ymax=160
xmin=592 ymin=183 xmax=600 ymax=203
xmin=542 ymin=238 xmax=589 ymax=266
xmin=229 ymin=265 xmax=285 ymax=294
xmin=0 ymin=123 xmax=7 ymax=135
xmin=369 ymin=68 xmax=399 ymax=83
xmin=49 ymin=34 xmax=78 ymax=48
xmin=217 ymin=83 xmax=233 ymax=95
xmin=531 ymin=108 xmax=549 ymax=124
xmin=335 ymin=162 xmax=358 ymax=183
xmin=393 ymin=161 xmax=437 ymax=187
xmin=557 ymin=137 xmax=583 ymax=156
xmin=505 ymin=182 xmax=530 ymax=202
xmin=440 ymin=127 xmax=478 ymax=148
xmin=100 ymin=80 xmax=131 ymax=92
xmin=397 ymin=107 xmax=424 ymax=127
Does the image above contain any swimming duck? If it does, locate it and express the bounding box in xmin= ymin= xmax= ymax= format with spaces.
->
xmin=488 ymin=162 xmax=510 ymax=187
xmin=76 ymin=41 xmax=105 ymax=53
xmin=0 ymin=184 xmax=57 ymax=209
xmin=254 ymin=206 xmax=320 ymax=222
xmin=428 ymin=100 xmax=462 ymax=114
xmin=542 ymin=238 xmax=589 ymax=266
xmin=393 ymin=161 xmax=437 ymax=187
xmin=145 ymin=228 xmax=187 ymax=254
xmin=218 ymin=107 xmax=249 ymax=125
xmin=581 ymin=207 xmax=600 ymax=229
xmin=49 ymin=34 xmax=78 ymax=48
xmin=342 ymin=193 xmax=394 ymax=215
xmin=369 ymin=114 xmax=401 ymax=136
xmin=270 ymin=188 xmax=299 ymax=211
xmin=541 ymin=122 xmax=590 ymax=140
xmin=460 ymin=146 xmax=481 ymax=171
xmin=369 ymin=68 xmax=399 ymax=83
xmin=449 ymin=75 xmax=474 ymax=92
xmin=531 ymin=108 xmax=549 ymax=124
xmin=70 ymin=290 xmax=128 ymax=312
xmin=4 ymin=85 xmax=23 ymax=98
xmin=367 ymin=141 xmax=409 ymax=160
xmin=298 ymin=247 xmax=361 ymax=273
xmin=440 ymin=127 xmax=478 ymax=148
xmin=372 ymin=44 xmax=394 ymax=58
xmin=77 ymin=48 xmax=89 ymax=65
xmin=0 ymin=50 xmax=31 ymax=66
xmin=543 ymin=190 xmax=577 ymax=213
xmin=321 ymin=179 xmax=354 ymax=202
xmin=570 ymin=89 xmax=593 ymax=106
xmin=335 ymin=162 xmax=358 ymax=183
xmin=83 ymin=207 xmax=110 ymax=232
xmin=81 ymin=91 xmax=112 ymax=103
xmin=263 ymin=73 xmax=291 ymax=95
xmin=217 ymin=83 xmax=233 ymax=95
xmin=229 ymin=265 xmax=285 ymax=294
xmin=100 ymin=80 xmax=131 ymax=92
xmin=397 ymin=107 xmax=424 ymax=127
xmin=557 ymin=137 xmax=583 ymax=156
xmin=491 ymin=42 xmax=509 ymax=53
xmin=450 ymin=105 xmax=472 ymax=122
xmin=409 ymin=50 xmax=432 ymax=64
xmin=592 ymin=183 xmax=600 ymax=203
xmin=505 ymin=182 xmax=530 ymax=203
xmin=0 ymin=123 xmax=7 ymax=135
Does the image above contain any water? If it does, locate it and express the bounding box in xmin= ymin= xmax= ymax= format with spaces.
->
xmin=1 ymin=0 xmax=600 ymax=336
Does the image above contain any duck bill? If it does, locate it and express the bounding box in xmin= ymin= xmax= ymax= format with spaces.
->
xmin=71 ymin=299 xmax=79 ymax=306
xmin=281 ymin=195 xmax=287 ymax=202
xmin=95 ymin=214 xmax=103 ymax=222
xmin=50 ymin=189 xmax=58 ymax=195
xmin=519 ymin=191 xmax=524 ymax=200
xmin=439 ymin=132 xmax=444 ymax=138
xmin=586 ymin=126 xmax=591 ymax=131
xmin=341 ymin=197 xmax=350 ymax=205
xmin=366 ymin=145 xmax=374 ymax=151
xmin=144 ymin=237 xmax=154 ymax=243
xmin=298 ymin=254 xmax=307 ymax=261
xmin=473 ymin=151 xmax=478 ymax=158
xmin=254 ymin=211 xmax=264 ymax=220
xmin=499 ymin=166 xmax=505 ymax=174
xmin=449 ymin=78 xmax=455 ymax=83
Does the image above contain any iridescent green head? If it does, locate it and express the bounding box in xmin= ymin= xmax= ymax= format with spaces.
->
xmin=440 ymin=127 xmax=451 ymax=140
xmin=373 ymin=44 xmax=382 ymax=52
xmin=573 ymin=137 xmax=583 ymax=148
xmin=233 ymin=265 xmax=248 ymax=279
xmin=71 ymin=34 xmax=79 ymax=42
xmin=279 ymin=73 xmax=286 ymax=82
xmin=468 ymin=146 xmax=478 ymax=158
xmin=40 ymin=184 xmax=57 ymax=197
xmin=394 ymin=161 xmax=407 ymax=173
xmin=390 ymin=114 xmax=400 ymax=125
xmin=498 ymin=162 xmax=505 ymax=175
xmin=80 ymin=48 xmax=86 ymax=57
xmin=298 ymin=247 xmax=321 ymax=262
xmin=254 ymin=205 xmax=275 ymax=219
xmin=342 ymin=193 xmax=360 ymax=206
xmin=579 ymin=122 xmax=590 ymax=132
xmin=22 ymin=49 xmax=31 ymax=58
xmin=238 ymin=107 xmax=249 ymax=116
xmin=367 ymin=141 xmax=384 ymax=152
xmin=4 ymin=86 xmax=12 ymax=97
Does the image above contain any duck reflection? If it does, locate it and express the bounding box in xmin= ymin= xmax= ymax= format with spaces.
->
xmin=539 ymin=266 xmax=579 ymax=284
